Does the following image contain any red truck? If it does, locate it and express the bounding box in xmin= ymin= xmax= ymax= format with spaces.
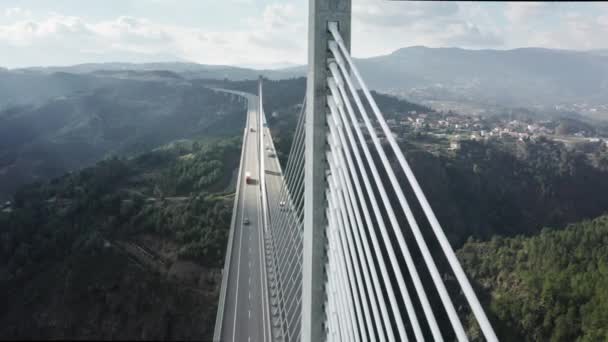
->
xmin=245 ymin=171 xmax=254 ymax=185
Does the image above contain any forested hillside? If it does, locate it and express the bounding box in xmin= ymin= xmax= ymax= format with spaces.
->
xmin=458 ymin=215 xmax=608 ymax=341
xmin=0 ymin=138 xmax=241 ymax=340
xmin=220 ymin=77 xmax=608 ymax=247
xmin=244 ymin=77 xmax=608 ymax=341
xmin=397 ymin=137 xmax=608 ymax=246
xmin=1 ymin=72 xmax=607 ymax=341
xmin=0 ymin=74 xmax=246 ymax=202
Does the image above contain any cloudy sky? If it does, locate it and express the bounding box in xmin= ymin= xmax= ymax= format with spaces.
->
xmin=1 ymin=0 xmax=607 ymax=68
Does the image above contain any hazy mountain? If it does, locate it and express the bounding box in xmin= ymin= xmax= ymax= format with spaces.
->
xmin=352 ymin=47 xmax=608 ymax=108
xmin=239 ymin=61 xmax=301 ymax=70
xmin=273 ymin=47 xmax=608 ymax=112
xmin=2 ymin=45 xmax=607 ymax=201
xmin=0 ymin=138 xmax=239 ymax=340
xmin=16 ymin=62 xmax=303 ymax=82
xmin=0 ymin=45 xmax=189 ymax=70
xmin=0 ymin=74 xmax=247 ymax=201
xmin=2 ymin=72 xmax=608 ymax=341
xmin=0 ymin=71 xmax=121 ymax=110
xmin=589 ymin=49 xmax=608 ymax=57
xmin=11 ymin=46 xmax=608 ymax=113
xmin=22 ymin=62 xmax=229 ymax=75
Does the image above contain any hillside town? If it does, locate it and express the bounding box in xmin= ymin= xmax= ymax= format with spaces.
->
xmin=378 ymin=109 xmax=608 ymax=152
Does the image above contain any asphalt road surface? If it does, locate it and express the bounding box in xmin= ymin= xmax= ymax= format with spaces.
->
xmin=220 ymin=92 xmax=271 ymax=342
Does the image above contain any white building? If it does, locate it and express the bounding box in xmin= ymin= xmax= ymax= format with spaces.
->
xmin=450 ymin=140 xmax=461 ymax=150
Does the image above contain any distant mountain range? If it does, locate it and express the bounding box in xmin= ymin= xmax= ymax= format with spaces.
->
xmin=255 ymin=46 xmax=608 ymax=110
xmin=589 ymin=49 xmax=608 ymax=57
xmin=7 ymin=46 xmax=606 ymax=112
xmin=354 ymin=46 xmax=608 ymax=108
xmin=13 ymin=62 xmax=303 ymax=84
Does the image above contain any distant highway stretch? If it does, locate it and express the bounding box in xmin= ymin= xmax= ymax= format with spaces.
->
xmin=218 ymin=90 xmax=271 ymax=342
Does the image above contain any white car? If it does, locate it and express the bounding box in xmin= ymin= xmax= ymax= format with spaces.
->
xmin=243 ymin=217 xmax=250 ymax=225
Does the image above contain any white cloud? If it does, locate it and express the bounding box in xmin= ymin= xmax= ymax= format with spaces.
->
xmin=350 ymin=2 xmax=504 ymax=57
xmin=0 ymin=15 xmax=91 ymax=48
xmin=0 ymin=3 xmax=307 ymax=67
xmin=0 ymin=2 xmax=607 ymax=68
xmin=260 ymin=3 xmax=298 ymax=30
xmin=500 ymin=3 xmax=608 ymax=51
xmin=4 ymin=7 xmax=32 ymax=18
xmin=522 ymin=12 xmax=608 ymax=51
xmin=505 ymin=3 xmax=554 ymax=25
xmin=354 ymin=0 xmax=459 ymax=28
xmin=94 ymin=16 xmax=173 ymax=52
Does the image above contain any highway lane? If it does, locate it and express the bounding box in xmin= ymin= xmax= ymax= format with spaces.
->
xmin=220 ymin=92 xmax=271 ymax=342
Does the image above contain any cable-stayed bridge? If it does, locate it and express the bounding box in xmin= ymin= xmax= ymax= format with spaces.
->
xmin=214 ymin=1 xmax=498 ymax=341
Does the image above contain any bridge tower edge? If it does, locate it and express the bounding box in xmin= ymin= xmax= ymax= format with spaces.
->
xmin=302 ymin=1 xmax=351 ymax=341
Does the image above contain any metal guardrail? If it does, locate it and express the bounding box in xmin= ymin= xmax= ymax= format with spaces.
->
xmin=257 ymin=85 xmax=276 ymax=341
xmin=263 ymin=96 xmax=303 ymax=342
xmin=212 ymin=93 xmax=251 ymax=342
xmin=259 ymin=96 xmax=287 ymax=341
xmin=264 ymin=117 xmax=285 ymax=181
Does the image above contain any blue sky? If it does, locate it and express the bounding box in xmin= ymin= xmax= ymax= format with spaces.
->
xmin=1 ymin=1 xmax=607 ymax=68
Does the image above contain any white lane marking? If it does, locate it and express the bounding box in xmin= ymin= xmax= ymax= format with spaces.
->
xmin=231 ymin=184 xmax=245 ymax=342
xmin=249 ymin=310 xmax=251 ymax=319
xmin=230 ymin=98 xmax=254 ymax=342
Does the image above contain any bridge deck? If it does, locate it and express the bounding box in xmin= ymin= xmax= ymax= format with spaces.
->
xmin=220 ymin=92 xmax=271 ymax=342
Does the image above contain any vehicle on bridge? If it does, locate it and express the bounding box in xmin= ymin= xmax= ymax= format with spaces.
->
xmin=250 ymin=128 xmax=256 ymax=132
xmin=245 ymin=171 xmax=255 ymax=185
xmin=243 ymin=217 xmax=250 ymax=225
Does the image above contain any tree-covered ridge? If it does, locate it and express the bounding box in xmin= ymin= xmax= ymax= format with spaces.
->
xmin=0 ymin=137 xmax=241 ymax=339
xmin=212 ymin=77 xmax=608 ymax=248
xmin=2 ymin=137 xmax=240 ymax=271
xmin=0 ymin=77 xmax=246 ymax=202
xmin=394 ymin=136 xmax=608 ymax=247
xmin=458 ymin=215 xmax=608 ymax=341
